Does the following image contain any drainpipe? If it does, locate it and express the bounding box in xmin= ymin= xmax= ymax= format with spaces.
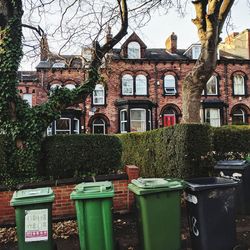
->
xmin=154 ymin=63 xmax=159 ymax=128
xmin=224 ymin=63 xmax=229 ymax=125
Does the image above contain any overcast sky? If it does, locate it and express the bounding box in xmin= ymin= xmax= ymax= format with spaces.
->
xmin=20 ymin=0 xmax=250 ymax=70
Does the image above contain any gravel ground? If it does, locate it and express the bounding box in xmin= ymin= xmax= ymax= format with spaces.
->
xmin=0 ymin=213 xmax=249 ymax=250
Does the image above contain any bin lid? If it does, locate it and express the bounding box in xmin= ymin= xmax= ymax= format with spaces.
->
xmin=70 ymin=181 xmax=114 ymax=200
xmin=128 ymin=178 xmax=183 ymax=195
xmin=10 ymin=187 xmax=54 ymax=206
xmin=185 ymin=177 xmax=239 ymax=192
xmin=214 ymin=160 xmax=249 ymax=170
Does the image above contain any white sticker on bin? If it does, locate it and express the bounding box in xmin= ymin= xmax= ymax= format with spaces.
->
xmin=185 ymin=194 xmax=198 ymax=204
xmin=25 ymin=209 xmax=48 ymax=242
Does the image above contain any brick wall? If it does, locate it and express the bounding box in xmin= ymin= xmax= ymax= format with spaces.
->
xmin=0 ymin=165 xmax=139 ymax=226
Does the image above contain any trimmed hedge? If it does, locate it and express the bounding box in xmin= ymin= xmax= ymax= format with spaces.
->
xmin=41 ymin=134 xmax=122 ymax=179
xmin=118 ymin=124 xmax=213 ymax=179
xmin=212 ymin=125 xmax=250 ymax=160
xmin=0 ymin=135 xmax=7 ymax=180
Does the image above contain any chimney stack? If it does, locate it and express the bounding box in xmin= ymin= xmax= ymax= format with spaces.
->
xmin=165 ymin=32 xmax=177 ymax=53
xmin=40 ymin=34 xmax=49 ymax=61
xmin=106 ymin=26 xmax=113 ymax=43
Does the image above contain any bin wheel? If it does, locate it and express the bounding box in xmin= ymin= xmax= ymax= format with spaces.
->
xmin=233 ymin=244 xmax=248 ymax=250
xmin=53 ymin=242 xmax=58 ymax=250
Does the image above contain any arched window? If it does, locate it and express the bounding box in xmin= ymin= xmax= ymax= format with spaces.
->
xmin=122 ymin=74 xmax=133 ymax=95
xmin=206 ymin=76 xmax=218 ymax=95
xmin=50 ymin=83 xmax=61 ymax=90
xmin=135 ymin=75 xmax=147 ymax=95
xmin=128 ymin=42 xmax=141 ymax=59
xmin=65 ymin=84 xmax=76 ymax=90
xmin=232 ymin=107 xmax=247 ymax=125
xmin=233 ymin=75 xmax=245 ymax=95
xmin=92 ymin=118 xmax=106 ymax=134
xmin=93 ymin=84 xmax=105 ymax=105
xmin=164 ymin=75 xmax=176 ymax=95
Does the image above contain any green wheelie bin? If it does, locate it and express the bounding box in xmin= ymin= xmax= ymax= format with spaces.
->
xmin=128 ymin=178 xmax=183 ymax=250
xmin=10 ymin=187 xmax=55 ymax=250
xmin=70 ymin=181 xmax=114 ymax=250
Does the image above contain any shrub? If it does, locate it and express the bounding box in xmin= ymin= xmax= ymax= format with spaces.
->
xmin=212 ymin=125 xmax=250 ymax=160
xmin=41 ymin=134 xmax=122 ymax=179
xmin=119 ymin=124 xmax=213 ymax=179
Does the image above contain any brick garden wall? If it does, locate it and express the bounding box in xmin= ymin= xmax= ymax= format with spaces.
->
xmin=0 ymin=165 xmax=139 ymax=226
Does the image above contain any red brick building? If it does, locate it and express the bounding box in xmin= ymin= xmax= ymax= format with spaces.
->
xmin=18 ymin=30 xmax=250 ymax=135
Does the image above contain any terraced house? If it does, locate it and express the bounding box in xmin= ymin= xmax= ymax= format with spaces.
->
xmin=18 ymin=29 xmax=250 ymax=135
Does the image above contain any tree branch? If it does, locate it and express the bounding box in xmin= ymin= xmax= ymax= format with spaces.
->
xmin=218 ymin=0 xmax=235 ymax=33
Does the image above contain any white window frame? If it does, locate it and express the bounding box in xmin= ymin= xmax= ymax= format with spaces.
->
xmin=92 ymin=118 xmax=106 ymax=134
xmin=23 ymin=93 xmax=32 ymax=107
xmin=73 ymin=118 xmax=80 ymax=134
xmin=232 ymin=108 xmax=246 ymax=124
xmin=65 ymin=84 xmax=76 ymax=90
xmin=206 ymin=76 xmax=218 ymax=95
xmin=130 ymin=108 xmax=146 ymax=132
xmin=50 ymin=83 xmax=61 ymax=90
xmin=122 ymin=74 xmax=133 ymax=95
xmin=192 ymin=45 xmax=201 ymax=59
xmin=148 ymin=109 xmax=152 ymax=130
xmin=55 ymin=118 xmax=71 ymax=134
xmin=164 ymin=75 xmax=176 ymax=95
xmin=120 ymin=109 xmax=127 ymax=133
xmin=233 ymin=75 xmax=245 ymax=95
xmin=135 ymin=75 xmax=147 ymax=95
xmin=204 ymin=108 xmax=220 ymax=127
xmin=128 ymin=41 xmax=141 ymax=59
xmin=93 ymin=84 xmax=105 ymax=105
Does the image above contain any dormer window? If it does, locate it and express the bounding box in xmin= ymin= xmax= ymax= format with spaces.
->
xmin=184 ymin=44 xmax=201 ymax=59
xmin=128 ymin=42 xmax=141 ymax=59
xmin=164 ymin=75 xmax=176 ymax=95
xmin=192 ymin=45 xmax=201 ymax=59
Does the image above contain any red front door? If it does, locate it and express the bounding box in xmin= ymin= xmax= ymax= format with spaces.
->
xmin=163 ymin=115 xmax=176 ymax=127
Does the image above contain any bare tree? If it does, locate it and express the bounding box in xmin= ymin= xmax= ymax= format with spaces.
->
xmin=0 ymin=0 xmax=129 ymax=179
xmin=182 ymin=0 xmax=235 ymax=123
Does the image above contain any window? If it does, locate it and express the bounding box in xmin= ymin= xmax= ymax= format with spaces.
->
xmin=92 ymin=118 xmax=105 ymax=134
xmin=23 ymin=94 xmax=32 ymax=107
xmin=192 ymin=45 xmax=201 ymax=59
xmin=164 ymin=75 xmax=176 ymax=95
xmin=50 ymin=83 xmax=61 ymax=91
xmin=128 ymin=42 xmax=141 ymax=59
xmin=93 ymin=84 xmax=105 ymax=105
xmin=233 ymin=75 xmax=245 ymax=95
xmin=135 ymin=75 xmax=147 ymax=95
xmin=148 ymin=109 xmax=152 ymax=130
xmin=122 ymin=74 xmax=133 ymax=95
xmin=73 ymin=118 xmax=80 ymax=134
xmin=204 ymin=108 xmax=220 ymax=127
xmin=130 ymin=109 xmax=146 ymax=132
xmin=120 ymin=109 xmax=127 ymax=133
xmin=206 ymin=76 xmax=218 ymax=95
xmin=232 ymin=108 xmax=247 ymax=125
xmin=65 ymin=84 xmax=76 ymax=90
xmin=47 ymin=123 xmax=53 ymax=136
xmin=55 ymin=118 xmax=71 ymax=134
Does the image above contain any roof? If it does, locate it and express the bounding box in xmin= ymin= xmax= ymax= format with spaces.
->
xmin=18 ymin=71 xmax=37 ymax=82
